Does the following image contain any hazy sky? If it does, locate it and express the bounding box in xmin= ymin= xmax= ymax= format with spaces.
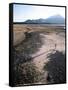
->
xmin=13 ymin=4 xmax=65 ymax=22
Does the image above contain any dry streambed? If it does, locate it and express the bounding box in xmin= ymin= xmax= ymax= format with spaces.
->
xmin=13 ymin=25 xmax=65 ymax=85
xmin=31 ymin=32 xmax=65 ymax=79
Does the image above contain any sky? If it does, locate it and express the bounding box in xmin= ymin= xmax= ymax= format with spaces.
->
xmin=13 ymin=4 xmax=65 ymax=22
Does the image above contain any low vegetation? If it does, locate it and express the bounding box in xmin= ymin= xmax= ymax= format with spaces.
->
xmin=43 ymin=51 xmax=66 ymax=84
xmin=13 ymin=61 xmax=42 ymax=86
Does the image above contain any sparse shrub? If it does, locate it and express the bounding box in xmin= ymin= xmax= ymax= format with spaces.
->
xmin=43 ymin=51 xmax=66 ymax=84
xmin=14 ymin=62 xmax=42 ymax=86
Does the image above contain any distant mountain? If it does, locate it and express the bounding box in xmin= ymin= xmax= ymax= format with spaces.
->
xmin=24 ymin=18 xmax=46 ymax=24
xmin=44 ymin=15 xmax=65 ymax=24
xmin=14 ymin=15 xmax=65 ymax=24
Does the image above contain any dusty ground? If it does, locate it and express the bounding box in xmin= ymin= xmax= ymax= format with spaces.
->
xmin=13 ymin=24 xmax=66 ymax=85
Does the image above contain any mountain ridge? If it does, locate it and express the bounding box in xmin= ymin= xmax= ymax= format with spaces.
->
xmin=14 ymin=15 xmax=65 ymax=24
